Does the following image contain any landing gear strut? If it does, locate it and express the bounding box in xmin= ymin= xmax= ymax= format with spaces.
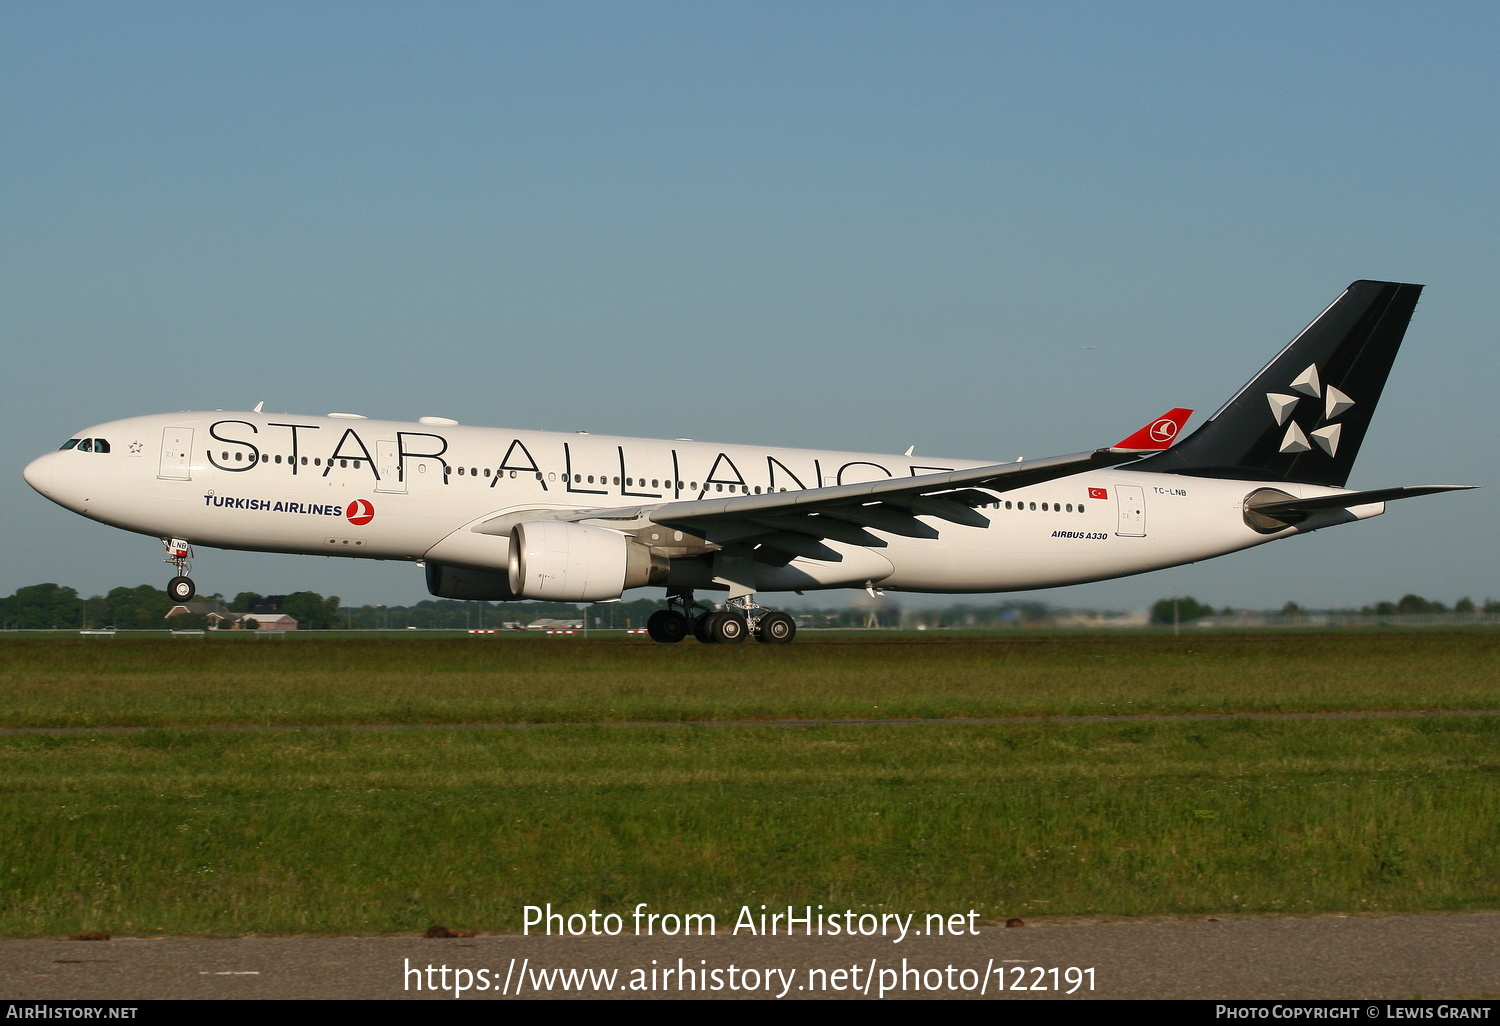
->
xmin=725 ymin=595 xmax=797 ymax=645
xmin=645 ymin=589 xmax=797 ymax=645
xmin=163 ymin=538 xmax=196 ymax=603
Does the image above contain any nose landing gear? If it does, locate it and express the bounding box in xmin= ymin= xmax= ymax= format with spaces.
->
xmin=163 ymin=538 xmax=196 ymax=603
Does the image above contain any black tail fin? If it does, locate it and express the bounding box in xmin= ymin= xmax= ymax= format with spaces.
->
xmin=1137 ymin=280 xmax=1423 ymax=487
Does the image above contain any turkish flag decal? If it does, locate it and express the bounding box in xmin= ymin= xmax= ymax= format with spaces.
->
xmin=1088 ymin=487 xmax=1108 ymax=500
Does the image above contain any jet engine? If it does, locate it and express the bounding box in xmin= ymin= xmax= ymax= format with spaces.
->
xmin=425 ymin=561 xmax=520 ymax=601
xmin=507 ymin=521 xmax=667 ymax=601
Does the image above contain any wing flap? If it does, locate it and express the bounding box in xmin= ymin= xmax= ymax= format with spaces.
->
xmin=743 ymin=514 xmax=887 ymax=547
xmin=747 ymin=531 xmax=844 ymax=562
xmin=878 ymin=493 xmax=994 ymax=527
xmin=814 ymin=504 xmax=942 ymax=539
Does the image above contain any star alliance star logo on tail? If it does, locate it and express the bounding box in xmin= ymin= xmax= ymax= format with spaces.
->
xmin=1267 ymin=363 xmax=1354 ymax=456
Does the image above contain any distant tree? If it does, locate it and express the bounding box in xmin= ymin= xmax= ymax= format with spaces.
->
xmin=103 ymin=585 xmax=172 ymax=630
xmin=1485 ymin=599 xmax=1500 ymax=615
xmin=1280 ymin=601 xmax=1305 ymax=617
xmin=82 ymin=594 xmax=110 ymax=629
xmin=167 ymin=611 xmax=210 ymax=631
xmin=1454 ymin=597 xmax=1476 ymax=614
xmin=1150 ymin=596 xmax=1214 ymax=625
xmin=229 ymin=592 xmax=262 ymax=613
xmin=1397 ymin=594 xmax=1446 ymax=615
xmin=0 ymin=583 xmax=83 ymax=629
xmin=281 ymin=591 xmax=342 ymax=630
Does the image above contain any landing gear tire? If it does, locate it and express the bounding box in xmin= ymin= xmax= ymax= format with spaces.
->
xmin=647 ymin=610 xmax=689 ymax=644
xmin=755 ymin=611 xmax=797 ymax=644
xmin=168 ymin=576 xmax=195 ymax=603
xmin=702 ymin=611 xmax=748 ymax=644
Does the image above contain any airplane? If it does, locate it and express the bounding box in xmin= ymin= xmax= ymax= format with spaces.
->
xmin=23 ymin=280 xmax=1472 ymax=644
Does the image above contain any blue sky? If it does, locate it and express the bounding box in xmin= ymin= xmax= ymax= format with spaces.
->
xmin=3 ymin=1 xmax=1496 ymax=611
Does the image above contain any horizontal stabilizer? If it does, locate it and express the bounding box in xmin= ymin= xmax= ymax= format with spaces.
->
xmin=1248 ymin=485 xmax=1475 ymax=519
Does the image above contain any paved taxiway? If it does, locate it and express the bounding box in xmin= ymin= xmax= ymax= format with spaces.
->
xmin=4 ymin=913 xmax=1496 ymax=999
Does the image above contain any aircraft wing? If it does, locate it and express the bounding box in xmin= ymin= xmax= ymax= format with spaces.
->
xmin=569 ymin=448 xmax=1142 ymax=562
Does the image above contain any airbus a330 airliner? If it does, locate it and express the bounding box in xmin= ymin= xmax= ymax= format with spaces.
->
xmin=24 ymin=281 xmax=1471 ymax=643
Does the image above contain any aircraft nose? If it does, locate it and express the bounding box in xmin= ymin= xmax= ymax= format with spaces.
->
xmin=24 ymin=451 xmax=69 ymax=503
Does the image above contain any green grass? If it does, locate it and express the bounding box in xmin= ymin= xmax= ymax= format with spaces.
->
xmin=1 ymin=631 xmax=1496 ymax=727
xmin=2 ymin=719 xmax=1497 ymax=936
xmin=1 ymin=632 xmax=1497 ymax=936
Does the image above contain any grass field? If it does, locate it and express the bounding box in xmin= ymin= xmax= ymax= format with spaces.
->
xmin=1 ymin=631 xmax=1496 ymax=936
xmin=2 ymin=630 xmax=1497 ymax=727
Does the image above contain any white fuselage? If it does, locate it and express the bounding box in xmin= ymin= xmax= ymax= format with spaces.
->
xmin=23 ymin=411 xmax=1383 ymax=595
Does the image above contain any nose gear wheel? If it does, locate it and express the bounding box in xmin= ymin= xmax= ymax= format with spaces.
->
xmin=162 ymin=539 xmax=196 ymax=603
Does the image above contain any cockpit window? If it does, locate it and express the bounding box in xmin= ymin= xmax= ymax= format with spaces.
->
xmin=60 ymin=439 xmax=81 ymax=450
xmin=92 ymin=439 xmax=111 ymax=453
xmin=76 ymin=438 xmax=94 ymax=452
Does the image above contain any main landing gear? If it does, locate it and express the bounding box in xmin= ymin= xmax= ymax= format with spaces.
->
xmin=646 ymin=589 xmax=797 ymax=645
xmin=163 ymin=538 xmax=196 ymax=603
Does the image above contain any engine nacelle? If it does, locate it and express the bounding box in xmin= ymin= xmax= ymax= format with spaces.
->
xmin=425 ymin=561 xmax=521 ymax=601
xmin=507 ymin=521 xmax=665 ymax=601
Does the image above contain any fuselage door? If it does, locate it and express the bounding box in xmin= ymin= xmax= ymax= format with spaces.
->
xmin=158 ymin=428 xmax=194 ymax=481
xmin=1115 ymin=484 xmax=1146 ymax=537
xmin=375 ymin=439 xmax=405 ymax=494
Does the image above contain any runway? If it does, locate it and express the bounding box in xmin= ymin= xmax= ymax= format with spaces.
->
xmin=4 ymin=912 xmax=1497 ymax=1000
